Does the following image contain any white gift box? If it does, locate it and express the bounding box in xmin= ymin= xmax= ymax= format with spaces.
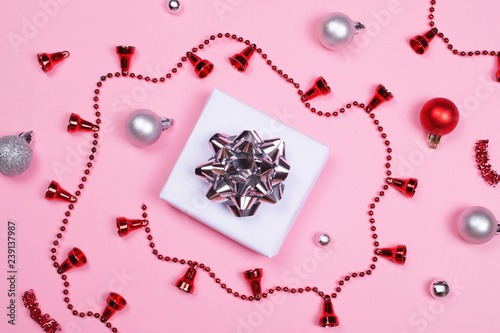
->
xmin=160 ymin=89 xmax=329 ymax=257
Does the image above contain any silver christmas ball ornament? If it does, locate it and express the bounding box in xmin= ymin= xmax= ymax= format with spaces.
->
xmin=319 ymin=12 xmax=365 ymax=50
xmin=457 ymin=206 xmax=499 ymax=244
xmin=430 ymin=280 xmax=450 ymax=298
xmin=317 ymin=233 xmax=331 ymax=246
xmin=167 ymin=0 xmax=182 ymax=13
xmin=125 ymin=109 xmax=174 ymax=147
xmin=0 ymin=131 xmax=33 ymax=176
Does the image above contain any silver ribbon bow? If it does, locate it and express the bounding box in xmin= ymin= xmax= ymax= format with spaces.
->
xmin=195 ymin=130 xmax=290 ymax=217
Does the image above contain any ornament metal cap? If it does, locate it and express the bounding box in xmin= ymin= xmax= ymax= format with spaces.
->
xmin=45 ymin=181 xmax=77 ymax=203
xmin=187 ymin=52 xmax=214 ymax=79
xmin=301 ymin=76 xmax=332 ymax=102
xmin=354 ymin=22 xmax=365 ymax=33
xmin=387 ymin=177 xmax=418 ymax=198
xmin=319 ymin=295 xmax=339 ymax=327
xmin=37 ymin=51 xmax=70 ymax=73
xmin=243 ymin=268 xmax=263 ymax=298
xmin=410 ymin=28 xmax=438 ymax=55
xmin=58 ymin=247 xmax=87 ymax=274
xmin=376 ymin=245 xmax=407 ymax=265
xmin=68 ymin=113 xmax=100 ymax=132
xmin=116 ymin=217 xmax=149 ymax=237
xmin=101 ymin=292 xmax=127 ymax=322
xmin=368 ymin=84 xmax=394 ymax=110
xmin=229 ymin=44 xmax=256 ymax=72
xmin=116 ymin=46 xmax=135 ymax=75
xmin=176 ymin=262 xmax=198 ymax=294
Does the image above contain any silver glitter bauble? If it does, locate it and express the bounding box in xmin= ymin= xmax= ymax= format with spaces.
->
xmin=430 ymin=280 xmax=450 ymax=298
xmin=317 ymin=233 xmax=331 ymax=246
xmin=457 ymin=206 xmax=499 ymax=244
xmin=0 ymin=132 xmax=33 ymax=177
xmin=319 ymin=12 xmax=365 ymax=50
xmin=125 ymin=109 xmax=173 ymax=147
xmin=167 ymin=0 xmax=182 ymax=13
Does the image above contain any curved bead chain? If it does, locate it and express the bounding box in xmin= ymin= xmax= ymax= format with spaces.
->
xmin=428 ymin=0 xmax=500 ymax=57
xmin=50 ymin=32 xmax=396 ymax=332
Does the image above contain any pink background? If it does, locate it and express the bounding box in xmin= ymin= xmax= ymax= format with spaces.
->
xmin=1 ymin=0 xmax=500 ymax=332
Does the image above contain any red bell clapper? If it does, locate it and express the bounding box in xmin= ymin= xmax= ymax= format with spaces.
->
xmin=229 ymin=45 xmax=256 ymax=72
xmin=387 ymin=177 xmax=418 ymax=198
xmin=243 ymin=268 xmax=263 ymax=298
xmin=58 ymin=247 xmax=87 ymax=274
xmin=319 ymin=295 xmax=339 ymax=327
xmin=116 ymin=217 xmax=149 ymax=237
xmin=45 ymin=181 xmax=77 ymax=203
xmin=67 ymin=113 xmax=100 ymax=132
xmin=368 ymin=84 xmax=393 ymax=110
xmin=301 ymin=76 xmax=331 ymax=102
xmin=419 ymin=97 xmax=459 ymax=149
xmin=101 ymin=292 xmax=127 ymax=322
xmin=176 ymin=262 xmax=198 ymax=294
xmin=116 ymin=46 xmax=135 ymax=75
xmin=187 ymin=52 xmax=214 ymax=79
xmin=376 ymin=245 xmax=407 ymax=265
xmin=37 ymin=51 xmax=70 ymax=73
xmin=409 ymin=28 xmax=438 ymax=54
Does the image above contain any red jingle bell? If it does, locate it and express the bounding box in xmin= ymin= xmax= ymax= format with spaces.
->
xmin=243 ymin=268 xmax=263 ymax=298
xmin=377 ymin=245 xmax=407 ymax=265
xmin=58 ymin=247 xmax=87 ymax=274
xmin=496 ymin=55 xmax=500 ymax=82
xmin=45 ymin=181 xmax=77 ymax=203
xmin=67 ymin=113 xmax=100 ymax=132
xmin=409 ymin=28 xmax=438 ymax=54
xmin=420 ymin=97 xmax=459 ymax=149
xmin=319 ymin=295 xmax=339 ymax=327
xmin=101 ymin=292 xmax=127 ymax=322
xmin=187 ymin=52 xmax=214 ymax=79
xmin=116 ymin=46 xmax=135 ymax=76
xmin=37 ymin=51 xmax=70 ymax=73
xmin=301 ymin=76 xmax=331 ymax=102
xmin=116 ymin=217 xmax=149 ymax=237
xmin=387 ymin=177 xmax=418 ymax=198
xmin=229 ymin=45 xmax=256 ymax=72
xmin=368 ymin=84 xmax=394 ymax=110
xmin=176 ymin=262 xmax=198 ymax=294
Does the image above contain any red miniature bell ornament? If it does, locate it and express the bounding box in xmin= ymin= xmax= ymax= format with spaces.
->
xmin=319 ymin=295 xmax=339 ymax=327
xmin=387 ymin=177 xmax=418 ymax=198
xmin=243 ymin=268 xmax=263 ymax=298
xmin=67 ymin=113 xmax=99 ymax=132
xmin=45 ymin=181 xmax=77 ymax=203
xmin=368 ymin=84 xmax=393 ymax=110
xmin=58 ymin=247 xmax=87 ymax=274
xmin=301 ymin=76 xmax=331 ymax=101
xmin=116 ymin=217 xmax=149 ymax=237
xmin=229 ymin=45 xmax=256 ymax=72
xmin=116 ymin=46 xmax=135 ymax=75
xmin=176 ymin=262 xmax=198 ymax=294
xmin=410 ymin=28 xmax=438 ymax=54
xmin=101 ymin=292 xmax=127 ymax=322
xmin=187 ymin=52 xmax=214 ymax=79
xmin=496 ymin=55 xmax=500 ymax=82
xmin=37 ymin=51 xmax=70 ymax=73
xmin=420 ymin=97 xmax=459 ymax=149
xmin=377 ymin=245 xmax=407 ymax=265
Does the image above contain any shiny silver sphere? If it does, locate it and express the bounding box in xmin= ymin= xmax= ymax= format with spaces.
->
xmin=319 ymin=12 xmax=359 ymax=50
xmin=167 ymin=0 xmax=182 ymax=13
xmin=125 ymin=109 xmax=164 ymax=147
xmin=430 ymin=280 xmax=450 ymax=298
xmin=458 ymin=206 xmax=497 ymax=244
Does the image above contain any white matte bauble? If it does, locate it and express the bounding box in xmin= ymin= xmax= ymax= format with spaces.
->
xmin=457 ymin=206 xmax=499 ymax=244
xmin=125 ymin=109 xmax=173 ymax=147
xmin=319 ymin=12 xmax=365 ymax=50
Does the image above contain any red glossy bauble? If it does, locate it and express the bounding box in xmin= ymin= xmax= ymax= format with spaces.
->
xmin=420 ymin=98 xmax=459 ymax=136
